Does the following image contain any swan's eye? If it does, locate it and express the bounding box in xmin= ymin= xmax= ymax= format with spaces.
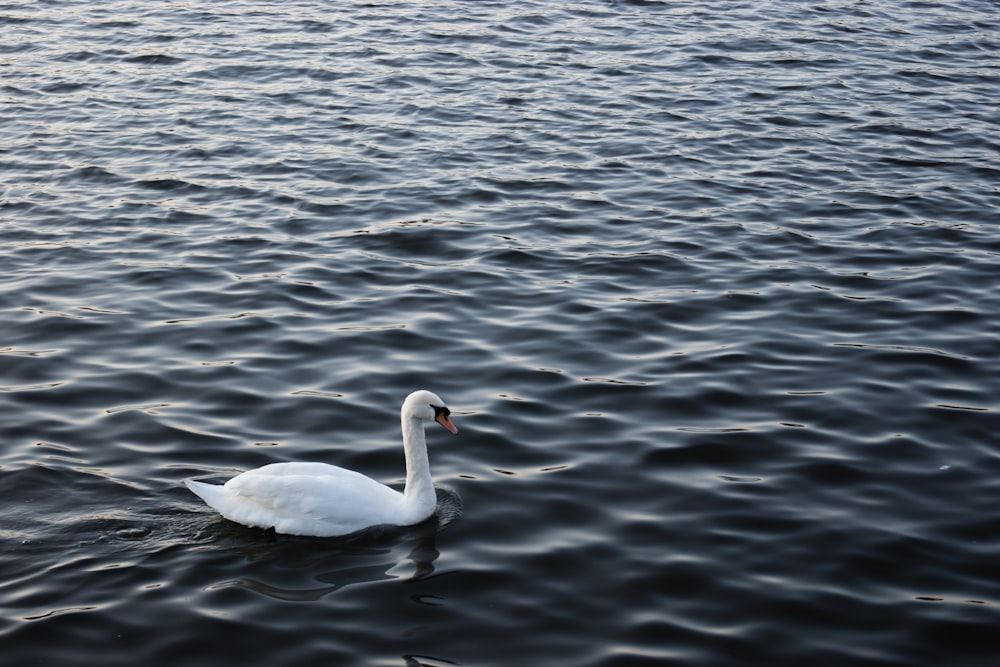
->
xmin=432 ymin=405 xmax=450 ymax=418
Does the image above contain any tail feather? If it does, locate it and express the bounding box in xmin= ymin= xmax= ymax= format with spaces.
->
xmin=185 ymin=479 xmax=226 ymax=508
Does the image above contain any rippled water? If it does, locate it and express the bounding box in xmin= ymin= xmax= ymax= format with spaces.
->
xmin=2 ymin=0 xmax=999 ymax=665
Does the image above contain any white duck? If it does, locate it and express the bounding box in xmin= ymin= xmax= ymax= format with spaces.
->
xmin=185 ymin=390 xmax=458 ymax=537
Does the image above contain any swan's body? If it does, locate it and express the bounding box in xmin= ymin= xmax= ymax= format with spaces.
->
xmin=185 ymin=390 xmax=458 ymax=537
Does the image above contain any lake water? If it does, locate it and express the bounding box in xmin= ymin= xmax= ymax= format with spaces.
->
xmin=2 ymin=1 xmax=998 ymax=665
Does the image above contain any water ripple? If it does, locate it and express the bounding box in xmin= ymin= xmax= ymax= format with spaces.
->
xmin=2 ymin=0 xmax=999 ymax=665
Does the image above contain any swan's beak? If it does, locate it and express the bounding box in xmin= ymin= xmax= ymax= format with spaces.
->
xmin=436 ymin=413 xmax=459 ymax=434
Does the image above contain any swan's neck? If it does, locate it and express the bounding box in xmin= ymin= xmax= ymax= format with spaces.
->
xmin=401 ymin=414 xmax=436 ymax=521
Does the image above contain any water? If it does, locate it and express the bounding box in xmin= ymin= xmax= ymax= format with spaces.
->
xmin=2 ymin=0 xmax=998 ymax=664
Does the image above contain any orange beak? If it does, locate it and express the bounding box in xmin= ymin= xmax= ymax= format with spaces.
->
xmin=435 ymin=412 xmax=458 ymax=434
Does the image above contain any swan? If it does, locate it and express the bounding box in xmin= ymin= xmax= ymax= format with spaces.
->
xmin=185 ymin=390 xmax=458 ymax=537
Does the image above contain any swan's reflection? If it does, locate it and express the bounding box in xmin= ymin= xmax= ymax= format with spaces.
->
xmin=200 ymin=486 xmax=460 ymax=602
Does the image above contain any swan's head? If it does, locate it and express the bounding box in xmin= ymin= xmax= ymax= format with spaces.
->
xmin=403 ymin=390 xmax=459 ymax=434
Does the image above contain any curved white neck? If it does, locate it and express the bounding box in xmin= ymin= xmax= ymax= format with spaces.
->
xmin=401 ymin=413 xmax=436 ymax=520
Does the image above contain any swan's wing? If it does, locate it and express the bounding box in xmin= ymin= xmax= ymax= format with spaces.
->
xmin=211 ymin=462 xmax=404 ymax=536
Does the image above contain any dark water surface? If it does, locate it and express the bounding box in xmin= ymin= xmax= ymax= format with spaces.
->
xmin=2 ymin=0 xmax=999 ymax=665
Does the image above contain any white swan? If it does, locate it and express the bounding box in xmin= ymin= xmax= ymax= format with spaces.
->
xmin=185 ymin=390 xmax=458 ymax=537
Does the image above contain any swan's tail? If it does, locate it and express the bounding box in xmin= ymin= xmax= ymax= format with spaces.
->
xmin=185 ymin=479 xmax=226 ymax=509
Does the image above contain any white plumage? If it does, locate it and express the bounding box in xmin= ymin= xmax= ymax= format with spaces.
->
xmin=185 ymin=390 xmax=458 ymax=537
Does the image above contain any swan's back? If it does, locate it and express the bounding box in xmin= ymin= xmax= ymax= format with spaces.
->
xmin=186 ymin=462 xmax=409 ymax=536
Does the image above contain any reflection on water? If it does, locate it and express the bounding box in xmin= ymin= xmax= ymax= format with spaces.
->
xmin=189 ymin=488 xmax=459 ymax=600
xmin=210 ymin=537 xmax=441 ymax=602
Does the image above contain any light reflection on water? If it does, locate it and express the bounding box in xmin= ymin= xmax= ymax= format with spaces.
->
xmin=2 ymin=0 xmax=999 ymax=665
